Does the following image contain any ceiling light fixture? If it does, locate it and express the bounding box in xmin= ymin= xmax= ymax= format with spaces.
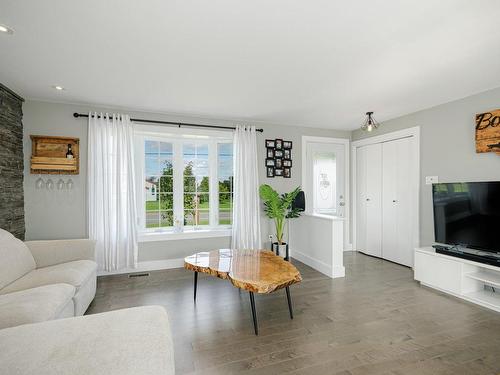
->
xmin=361 ymin=111 xmax=380 ymax=132
xmin=0 ymin=24 xmax=14 ymax=34
xmin=52 ymin=85 xmax=65 ymax=91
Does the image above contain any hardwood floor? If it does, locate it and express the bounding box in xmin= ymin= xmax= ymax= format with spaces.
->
xmin=87 ymin=252 xmax=500 ymax=375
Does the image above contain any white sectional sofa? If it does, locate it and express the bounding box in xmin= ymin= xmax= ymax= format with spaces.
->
xmin=0 ymin=228 xmax=97 ymax=329
xmin=0 ymin=229 xmax=175 ymax=374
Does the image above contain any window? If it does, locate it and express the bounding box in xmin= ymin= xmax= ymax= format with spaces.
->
xmin=217 ymin=143 xmax=233 ymax=225
xmin=144 ymin=140 xmax=173 ymax=228
xmin=138 ymin=130 xmax=233 ymax=234
xmin=183 ymin=143 xmax=210 ymax=227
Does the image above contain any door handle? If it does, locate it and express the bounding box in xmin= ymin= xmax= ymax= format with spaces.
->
xmin=366 ymin=198 xmax=370 ymax=201
xmin=392 ymin=200 xmax=397 ymax=203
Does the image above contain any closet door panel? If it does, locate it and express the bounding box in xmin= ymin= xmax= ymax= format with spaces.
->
xmin=364 ymin=143 xmax=382 ymax=257
xmin=356 ymin=146 xmax=368 ymax=252
xmin=395 ymin=137 xmax=413 ymax=266
xmin=382 ymin=137 xmax=413 ymax=266
xmin=382 ymin=140 xmax=398 ymax=263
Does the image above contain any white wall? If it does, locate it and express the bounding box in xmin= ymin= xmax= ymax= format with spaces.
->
xmin=352 ymin=87 xmax=500 ymax=246
xmin=23 ymin=99 xmax=350 ymax=262
xmin=290 ymin=215 xmax=345 ymax=278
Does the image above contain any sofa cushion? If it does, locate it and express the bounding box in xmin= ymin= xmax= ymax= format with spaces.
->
xmin=0 ymin=284 xmax=75 ymax=329
xmin=0 ymin=306 xmax=175 ymax=375
xmin=0 ymin=228 xmax=36 ymax=290
xmin=0 ymin=260 xmax=97 ymax=295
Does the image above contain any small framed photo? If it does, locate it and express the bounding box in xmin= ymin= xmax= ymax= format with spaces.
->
xmin=283 ymin=168 xmax=291 ymax=178
xmin=265 ymin=139 xmax=275 ymax=148
xmin=283 ymin=141 xmax=293 ymax=149
xmin=275 ymin=158 xmax=283 ymax=168
xmin=266 ymin=148 xmax=275 ymax=158
xmin=275 ymin=149 xmax=283 ymax=158
xmin=284 ymin=149 xmax=291 ymax=160
xmin=275 ymin=139 xmax=283 ymax=150
xmin=275 ymin=168 xmax=283 ymax=176
xmin=266 ymin=167 xmax=275 ymax=178
xmin=283 ymin=159 xmax=292 ymax=167
xmin=265 ymin=158 xmax=275 ymax=167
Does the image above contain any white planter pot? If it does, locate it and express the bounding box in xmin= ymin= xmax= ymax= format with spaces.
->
xmin=272 ymin=242 xmax=288 ymax=259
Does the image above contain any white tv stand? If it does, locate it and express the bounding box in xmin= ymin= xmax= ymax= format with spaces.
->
xmin=414 ymin=247 xmax=500 ymax=313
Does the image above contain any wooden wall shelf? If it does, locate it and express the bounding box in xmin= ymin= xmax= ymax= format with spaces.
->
xmin=30 ymin=135 xmax=79 ymax=174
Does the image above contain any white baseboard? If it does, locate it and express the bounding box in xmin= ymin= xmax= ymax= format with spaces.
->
xmin=291 ymin=249 xmax=345 ymax=279
xmin=332 ymin=265 xmax=346 ymax=278
xmin=97 ymin=258 xmax=184 ymax=276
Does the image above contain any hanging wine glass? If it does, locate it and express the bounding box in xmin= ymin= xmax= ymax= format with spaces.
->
xmin=66 ymin=178 xmax=74 ymax=190
xmin=57 ymin=179 xmax=65 ymax=190
xmin=35 ymin=175 xmax=44 ymax=189
xmin=46 ymin=179 xmax=54 ymax=190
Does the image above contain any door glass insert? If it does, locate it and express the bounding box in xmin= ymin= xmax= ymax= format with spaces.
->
xmin=312 ymin=151 xmax=337 ymax=215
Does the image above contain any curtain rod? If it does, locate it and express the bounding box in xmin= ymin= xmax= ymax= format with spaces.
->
xmin=73 ymin=113 xmax=264 ymax=133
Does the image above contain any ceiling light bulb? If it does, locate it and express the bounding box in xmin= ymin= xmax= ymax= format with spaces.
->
xmin=367 ymin=124 xmax=373 ymax=132
xmin=52 ymin=85 xmax=65 ymax=91
xmin=0 ymin=24 xmax=14 ymax=34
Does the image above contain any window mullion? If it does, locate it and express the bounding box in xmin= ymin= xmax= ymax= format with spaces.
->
xmin=209 ymin=141 xmax=218 ymax=228
xmin=173 ymin=140 xmax=183 ymax=231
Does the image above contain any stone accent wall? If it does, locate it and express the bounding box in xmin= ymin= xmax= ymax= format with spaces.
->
xmin=0 ymin=84 xmax=25 ymax=239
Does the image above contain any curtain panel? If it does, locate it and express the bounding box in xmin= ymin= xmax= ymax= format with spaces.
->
xmin=88 ymin=113 xmax=138 ymax=271
xmin=231 ymin=125 xmax=262 ymax=249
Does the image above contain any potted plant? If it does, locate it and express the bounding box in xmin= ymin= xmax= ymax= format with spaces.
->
xmin=259 ymin=185 xmax=302 ymax=259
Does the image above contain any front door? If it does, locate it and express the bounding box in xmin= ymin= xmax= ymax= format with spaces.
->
xmin=305 ymin=141 xmax=346 ymax=218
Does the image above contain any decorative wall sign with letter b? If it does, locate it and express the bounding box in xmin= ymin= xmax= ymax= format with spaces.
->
xmin=476 ymin=108 xmax=500 ymax=154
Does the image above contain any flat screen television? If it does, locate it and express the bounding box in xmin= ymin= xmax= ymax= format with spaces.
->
xmin=432 ymin=181 xmax=500 ymax=254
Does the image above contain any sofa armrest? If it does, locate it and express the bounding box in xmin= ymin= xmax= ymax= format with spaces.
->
xmin=25 ymin=239 xmax=96 ymax=268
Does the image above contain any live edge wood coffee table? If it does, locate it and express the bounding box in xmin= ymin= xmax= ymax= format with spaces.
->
xmin=184 ymin=249 xmax=302 ymax=335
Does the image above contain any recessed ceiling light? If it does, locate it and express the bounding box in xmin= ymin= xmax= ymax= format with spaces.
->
xmin=52 ymin=85 xmax=65 ymax=91
xmin=0 ymin=24 xmax=14 ymax=34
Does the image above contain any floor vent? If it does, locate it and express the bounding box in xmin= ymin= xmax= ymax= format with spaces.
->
xmin=128 ymin=272 xmax=150 ymax=278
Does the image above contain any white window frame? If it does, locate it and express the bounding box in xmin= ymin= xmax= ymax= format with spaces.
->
xmin=134 ymin=124 xmax=233 ymax=241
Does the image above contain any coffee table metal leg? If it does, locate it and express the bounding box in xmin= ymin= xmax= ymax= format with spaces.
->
xmin=194 ymin=271 xmax=198 ymax=301
xmin=285 ymin=286 xmax=293 ymax=319
xmin=249 ymin=292 xmax=258 ymax=335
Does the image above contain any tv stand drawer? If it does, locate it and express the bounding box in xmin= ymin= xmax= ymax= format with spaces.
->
xmin=414 ymin=250 xmax=462 ymax=295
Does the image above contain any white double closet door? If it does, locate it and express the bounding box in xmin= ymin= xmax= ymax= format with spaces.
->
xmin=356 ymin=137 xmax=413 ymax=267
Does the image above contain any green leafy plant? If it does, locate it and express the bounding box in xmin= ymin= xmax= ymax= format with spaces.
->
xmin=259 ymin=185 xmax=302 ymax=244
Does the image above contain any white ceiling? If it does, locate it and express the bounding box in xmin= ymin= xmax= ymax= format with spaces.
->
xmin=1 ymin=0 xmax=500 ymax=130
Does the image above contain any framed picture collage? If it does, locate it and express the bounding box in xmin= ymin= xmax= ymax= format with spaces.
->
xmin=265 ymin=139 xmax=292 ymax=178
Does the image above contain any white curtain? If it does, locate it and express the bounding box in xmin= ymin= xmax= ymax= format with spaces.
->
xmin=88 ymin=113 xmax=138 ymax=272
xmin=231 ymin=125 xmax=262 ymax=249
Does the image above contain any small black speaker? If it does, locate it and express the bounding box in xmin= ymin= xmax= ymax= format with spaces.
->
xmin=292 ymin=191 xmax=305 ymax=211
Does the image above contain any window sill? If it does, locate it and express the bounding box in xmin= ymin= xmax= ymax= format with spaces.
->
xmin=138 ymin=229 xmax=231 ymax=242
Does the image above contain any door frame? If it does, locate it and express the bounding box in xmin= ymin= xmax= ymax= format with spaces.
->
xmin=301 ymin=136 xmax=351 ymax=250
xmin=351 ymin=126 xmax=420 ymax=258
